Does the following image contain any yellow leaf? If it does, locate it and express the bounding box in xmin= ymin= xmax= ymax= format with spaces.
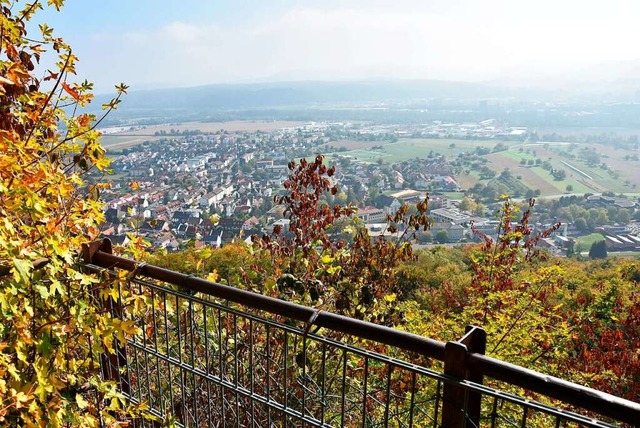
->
xmin=321 ymin=254 xmax=334 ymax=264
xmin=12 ymin=389 xmax=29 ymax=409
xmin=384 ymin=293 xmax=397 ymax=303
xmin=76 ymin=394 xmax=89 ymax=409
xmin=206 ymin=270 xmax=219 ymax=282
xmin=120 ymin=320 xmax=140 ymax=335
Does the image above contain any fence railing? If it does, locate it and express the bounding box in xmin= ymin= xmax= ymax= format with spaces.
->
xmin=81 ymin=239 xmax=640 ymax=427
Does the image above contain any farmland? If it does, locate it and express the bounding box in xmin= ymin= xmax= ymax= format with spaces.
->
xmin=324 ymin=138 xmax=498 ymax=161
xmin=326 ymin=138 xmax=640 ymax=197
xmin=101 ymin=119 xmax=640 ymax=198
xmin=100 ymin=120 xmax=305 ymax=151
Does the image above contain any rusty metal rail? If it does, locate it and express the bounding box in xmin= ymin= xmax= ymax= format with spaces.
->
xmin=87 ymin=243 xmax=447 ymax=361
xmin=82 ymin=239 xmax=640 ymax=427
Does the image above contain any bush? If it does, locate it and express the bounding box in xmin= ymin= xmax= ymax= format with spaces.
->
xmin=0 ymin=2 xmax=144 ymax=425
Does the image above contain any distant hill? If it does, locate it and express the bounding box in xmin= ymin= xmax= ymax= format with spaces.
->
xmin=94 ymin=80 xmax=534 ymax=113
xmin=92 ymin=79 xmax=640 ymax=129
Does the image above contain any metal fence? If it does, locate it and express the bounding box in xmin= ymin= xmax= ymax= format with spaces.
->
xmin=81 ymin=239 xmax=640 ymax=427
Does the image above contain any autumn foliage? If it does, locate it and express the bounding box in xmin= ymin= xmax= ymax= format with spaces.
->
xmin=149 ymin=156 xmax=640 ymax=406
xmin=252 ymin=155 xmax=430 ymax=323
xmin=2 ymin=2 xmax=639 ymax=426
xmin=0 ymin=1 xmax=145 ymax=426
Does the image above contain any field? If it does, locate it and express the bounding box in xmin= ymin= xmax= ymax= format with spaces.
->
xmin=576 ymin=233 xmax=605 ymax=247
xmin=326 ymin=138 xmax=640 ymax=197
xmin=382 ymin=138 xmax=496 ymax=161
xmin=326 ymin=138 xmax=499 ymax=161
xmin=100 ymin=120 xmax=305 ymax=150
xmin=455 ymin=170 xmax=483 ymax=190
xmin=323 ymin=140 xmax=384 ymax=150
xmin=100 ymin=135 xmax=153 ymax=150
xmin=483 ymin=152 xmax=562 ymax=194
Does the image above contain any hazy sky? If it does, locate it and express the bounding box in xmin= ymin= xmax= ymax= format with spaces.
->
xmin=37 ymin=0 xmax=640 ymax=94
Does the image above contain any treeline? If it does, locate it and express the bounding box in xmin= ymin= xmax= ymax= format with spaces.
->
xmin=536 ymin=196 xmax=635 ymax=226
xmin=154 ymin=129 xmax=203 ymax=136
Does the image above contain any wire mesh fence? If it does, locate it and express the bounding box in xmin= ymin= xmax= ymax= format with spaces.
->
xmin=80 ymin=243 xmax=640 ymax=427
xmin=119 ymin=278 xmax=446 ymax=427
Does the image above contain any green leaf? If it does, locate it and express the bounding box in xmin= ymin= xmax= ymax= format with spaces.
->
xmin=38 ymin=332 xmax=53 ymax=358
xmin=12 ymin=258 xmax=33 ymax=283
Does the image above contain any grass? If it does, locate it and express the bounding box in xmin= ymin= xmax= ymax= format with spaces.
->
xmin=528 ymin=165 xmax=593 ymax=194
xmin=456 ymin=170 xmax=484 ymax=190
xmin=440 ymin=192 xmax=465 ymax=200
xmin=485 ymin=150 xmax=605 ymax=195
xmin=379 ymin=138 xmax=501 ymax=162
xmin=576 ymin=233 xmax=605 ymax=248
xmin=394 ymin=138 xmax=640 ymax=197
xmin=497 ymin=149 xmax=536 ymax=163
xmin=606 ymin=251 xmax=640 ymax=258
xmin=482 ymin=143 xmax=639 ymax=196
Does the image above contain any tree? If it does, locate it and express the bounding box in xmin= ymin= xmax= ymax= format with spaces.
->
xmin=0 ymin=2 xmax=144 ymax=426
xmin=435 ymin=230 xmax=449 ymax=244
xmin=616 ymin=209 xmax=631 ymax=225
xmin=566 ymin=184 xmax=574 ymax=192
xmin=553 ymin=169 xmax=567 ymax=180
xmin=566 ymin=241 xmax=575 ymax=257
xmin=405 ymin=198 xmax=570 ymax=376
xmin=459 ymin=197 xmax=476 ymax=213
xmin=574 ymin=217 xmax=588 ymax=231
xmin=472 ymin=202 xmax=486 ymax=216
xmin=589 ymin=240 xmax=608 ymax=259
xmin=493 ymin=142 xmax=508 ymax=152
xmin=256 ymin=155 xmax=430 ymax=322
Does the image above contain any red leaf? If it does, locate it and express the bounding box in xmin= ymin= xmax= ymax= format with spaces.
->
xmin=61 ymin=82 xmax=81 ymax=101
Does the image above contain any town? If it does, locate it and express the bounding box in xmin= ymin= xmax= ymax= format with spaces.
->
xmin=99 ymin=120 xmax=640 ymax=258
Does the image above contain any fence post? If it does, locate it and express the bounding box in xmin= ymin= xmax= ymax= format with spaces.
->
xmin=81 ymin=239 xmax=131 ymax=396
xmin=441 ymin=325 xmax=486 ymax=428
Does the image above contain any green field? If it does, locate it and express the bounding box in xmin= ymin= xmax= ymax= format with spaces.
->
xmin=574 ymin=233 xmax=606 ymax=256
xmin=328 ymin=138 xmax=639 ymax=196
xmin=335 ymin=149 xmax=388 ymax=162
xmin=441 ymin=192 xmax=465 ymax=200
xmin=327 ymin=138 xmax=512 ymax=164
xmin=380 ymin=138 xmax=499 ymax=162
xmin=526 ymin=164 xmax=593 ymax=194
xmin=576 ymin=233 xmax=606 ymax=248
xmin=455 ymin=169 xmax=484 ymax=190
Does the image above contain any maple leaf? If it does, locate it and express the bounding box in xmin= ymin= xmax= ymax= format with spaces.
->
xmin=61 ymin=82 xmax=81 ymax=101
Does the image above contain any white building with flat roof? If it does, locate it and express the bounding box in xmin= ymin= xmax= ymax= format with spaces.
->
xmin=430 ymin=208 xmax=472 ymax=225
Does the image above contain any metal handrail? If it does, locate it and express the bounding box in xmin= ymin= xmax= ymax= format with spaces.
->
xmin=86 ymin=247 xmax=640 ymax=426
xmin=469 ymin=353 xmax=640 ymax=424
xmin=91 ymin=250 xmax=446 ymax=360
